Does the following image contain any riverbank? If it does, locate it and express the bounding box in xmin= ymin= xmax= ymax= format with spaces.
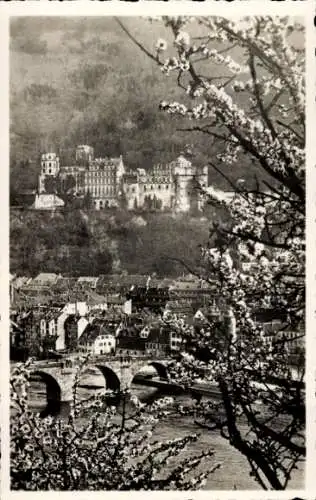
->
xmin=12 ymin=374 xmax=304 ymax=490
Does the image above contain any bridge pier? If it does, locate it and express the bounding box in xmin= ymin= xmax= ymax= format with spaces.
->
xmin=40 ymin=398 xmax=72 ymax=418
xmin=59 ymin=400 xmax=72 ymax=418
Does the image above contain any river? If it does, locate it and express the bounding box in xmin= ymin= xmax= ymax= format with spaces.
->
xmin=13 ymin=367 xmax=304 ymax=490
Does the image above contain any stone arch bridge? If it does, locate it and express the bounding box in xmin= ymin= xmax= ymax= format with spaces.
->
xmin=25 ymin=355 xmax=170 ymax=415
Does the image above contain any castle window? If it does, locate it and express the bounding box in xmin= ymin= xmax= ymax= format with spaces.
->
xmin=144 ymin=186 xmax=147 ymax=191
xmin=158 ymin=185 xmax=161 ymax=190
xmin=166 ymin=185 xmax=169 ymax=189
xmin=151 ymin=186 xmax=153 ymax=190
xmin=49 ymin=162 xmax=51 ymax=167
xmin=132 ymin=187 xmax=135 ymax=193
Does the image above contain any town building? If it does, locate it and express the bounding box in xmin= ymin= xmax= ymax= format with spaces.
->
xmin=31 ymin=273 xmax=60 ymax=288
xmin=116 ymin=325 xmax=146 ymax=356
xmin=12 ymin=308 xmax=59 ymax=359
xmin=261 ymin=320 xmax=304 ymax=357
xmin=33 ymin=193 xmax=65 ymax=210
xmin=10 ymin=276 xmax=32 ymax=307
xmin=127 ymin=286 xmax=169 ymax=314
xmin=144 ymin=324 xmax=170 ymax=356
xmin=106 ymin=294 xmax=132 ymax=315
xmin=78 ymin=319 xmax=116 ymax=355
xmin=39 ymin=312 xmax=58 ymax=338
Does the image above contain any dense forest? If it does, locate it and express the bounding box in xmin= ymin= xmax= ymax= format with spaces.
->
xmin=10 ymin=209 xmax=215 ymax=277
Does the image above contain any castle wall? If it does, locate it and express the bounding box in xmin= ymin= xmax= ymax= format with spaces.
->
xmin=125 ymin=182 xmax=140 ymax=210
xmin=138 ymin=181 xmax=175 ymax=209
xmin=59 ymin=166 xmax=86 ymax=194
xmin=36 ymin=147 xmax=209 ymax=213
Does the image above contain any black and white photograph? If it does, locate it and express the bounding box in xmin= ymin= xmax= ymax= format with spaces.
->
xmin=9 ymin=14 xmax=305 ymax=491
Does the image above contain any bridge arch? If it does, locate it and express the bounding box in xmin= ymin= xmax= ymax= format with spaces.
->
xmin=130 ymin=360 xmax=169 ymax=386
xmin=29 ymin=370 xmax=62 ymax=417
xmin=94 ymin=364 xmax=121 ymax=392
xmin=148 ymin=361 xmax=169 ymax=380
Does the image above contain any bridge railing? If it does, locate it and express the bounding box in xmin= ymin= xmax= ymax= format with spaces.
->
xmin=30 ymin=354 xmax=170 ymax=369
xmin=89 ymin=354 xmax=169 ymax=364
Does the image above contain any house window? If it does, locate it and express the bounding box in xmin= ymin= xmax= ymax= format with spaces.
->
xmin=158 ymin=185 xmax=161 ymax=190
xmin=151 ymin=186 xmax=153 ymax=190
xmin=166 ymin=185 xmax=169 ymax=189
xmin=144 ymin=186 xmax=147 ymax=191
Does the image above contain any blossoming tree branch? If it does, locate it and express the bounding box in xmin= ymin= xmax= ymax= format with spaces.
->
xmin=118 ymin=16 xmax=305 ymax=490
xmin=11 ymin=357 xmax=219 ymax=490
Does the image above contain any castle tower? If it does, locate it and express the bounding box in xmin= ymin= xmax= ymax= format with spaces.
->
xmin=41 ymin=153 xmax=60 ymax=176
xmin=38 ymin=152 xmax=60 ymax=193
xmin=173 ymin=154 xmax=195 ymax=212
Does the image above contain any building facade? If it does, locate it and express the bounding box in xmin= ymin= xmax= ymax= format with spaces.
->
xmin=83 ymin=156 xmax=125 ymax=209
xmin=123 ymin=155 xmax=208 ymax=212
xmin=36 ymin=146 xmax=208 ymax=212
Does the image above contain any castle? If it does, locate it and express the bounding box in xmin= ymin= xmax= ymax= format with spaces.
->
xmin=36 ymin=145 xmax=208 ymax=212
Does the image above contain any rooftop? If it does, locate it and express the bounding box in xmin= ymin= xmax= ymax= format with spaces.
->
xmin=32 ymin=273 xmax=60 ymax=284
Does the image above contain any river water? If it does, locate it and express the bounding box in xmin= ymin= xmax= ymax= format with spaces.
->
xmin=14 ymin=368 xmax=304 ymax=490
